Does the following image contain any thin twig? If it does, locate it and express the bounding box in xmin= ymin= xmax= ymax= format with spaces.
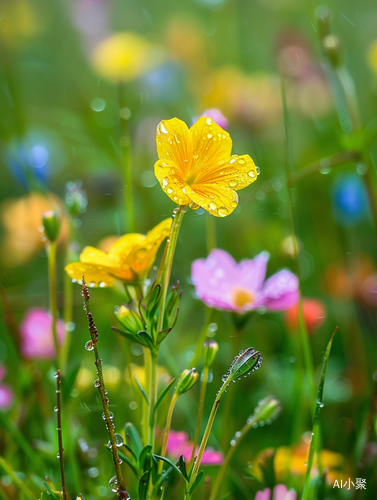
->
xmin=81 ymin=278 xmax=128 ymax=497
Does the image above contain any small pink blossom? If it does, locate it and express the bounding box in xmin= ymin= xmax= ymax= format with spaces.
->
xmin=0 ymin=365 xmax=14 ymax=411
xmin=19 ymin=308 xmax=66 ymax=359
xmin=166 ymin=430 xmax=223 ymax=465
xmin=191 ymin=250 xmax=299 ymax=314
xmin=193 ymin=108 xmax=229 ymax=129
xmin=256 ymin=485 xmax=296 ymax=500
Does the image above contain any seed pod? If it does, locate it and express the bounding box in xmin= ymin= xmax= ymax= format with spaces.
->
xmin=42 ymin=210 xmax=61 ymax=242
xmin=176 ymin=368 xmax=199 ymax=395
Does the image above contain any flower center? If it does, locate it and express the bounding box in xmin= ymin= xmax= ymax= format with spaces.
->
xmin=230 ymin=287 xmax=255 ymax=309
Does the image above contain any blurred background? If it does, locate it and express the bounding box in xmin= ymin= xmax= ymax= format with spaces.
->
xmin=1 ymin=0 xmax=377 ymax=499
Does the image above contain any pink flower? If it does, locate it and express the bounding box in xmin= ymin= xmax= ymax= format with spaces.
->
xmin=191 ymin=250 xmax=298 ymax=314
xmin=256 ymin=485 xmax=296 ymax=500
xmin=19 ymin=308 xmax=66 ymax=359
xmin=166 ymin=430 xmax=223 ymax=465
xmin=193 ymin=108 xmax=229 ymax=129
xmin=0 ymin=365 xmax=14 ymax=411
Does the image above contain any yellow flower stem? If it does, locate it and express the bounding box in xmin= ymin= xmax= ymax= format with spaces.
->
xmin=189 ymin=366 xmax=209 ymax=469
xmin=47 ymin=240 xmax=61 ymax=370
xmin=149 ymin=206 xmax=185 ymax=448
xmin=61 ymin=227 xmax=73 ymax=374
xmin=118 ymin=81 xmax=135 ymax=233
xmin=143 ymin=347 xmax=151 ymax=444
xmin=158 ymin=392 xmax=179 ymax=475
xmin=185 ymin=380 xmax=228 ymax=500
xmin=206 ymin=215 xmax=216 ymax=254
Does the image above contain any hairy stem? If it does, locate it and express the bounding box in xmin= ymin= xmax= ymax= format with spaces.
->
xmin=55 ymin=370 xmax=67 ymax=500
xmin=48 ymin=241 xmax=61 ymax=369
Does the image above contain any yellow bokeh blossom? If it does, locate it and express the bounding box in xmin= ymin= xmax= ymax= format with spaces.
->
xmin=65 ymin=218 xmax=172 ymax=287
xmin=91 ymin=32 xmax=161 ymax=82
xmin=154 ymin=117 xmax=258 ymax=217
xmin=0 ymin=192 xmax=68 ymax=267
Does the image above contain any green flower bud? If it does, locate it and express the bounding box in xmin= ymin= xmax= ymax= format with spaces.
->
xmin=203 ymin=340 xmax=219 ymax=368
xmin=176 ymin=368 xmax=199 ymax=395
xmin=114 ymin=305 xmax=145 ymax=334
xmin=42 ymin=210 xmax=61 ymax=242
xmin=223 ymin=347 xmax=263 ymax=385
xmin=247 ymin=396 xmax=281 ymax=427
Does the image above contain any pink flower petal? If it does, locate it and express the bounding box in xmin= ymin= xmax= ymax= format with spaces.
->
xmin=0 ymin=384 xmax=14 ymax=411
xmin=255 ymin=488 xmax=271 ymax=500
xmin=238 ymin=251 xmax=269 ymax=292
xmin=19 ymin=308 xmax=67 ymax=359
xmin=256 ymin=270 xmax=299 ymax=311
xmin=273 ymin=484 xmax=297 ymax=500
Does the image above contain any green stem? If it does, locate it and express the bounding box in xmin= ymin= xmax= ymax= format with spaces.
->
xmin=158 ymin=393 xmax=179 ymax=474
xmin=82 ymin=280 xmax=127 ymax=494
xmin=0 ymin=457 xmax=36 ymax=500
xmin=210 ymin=411 xmax=258 ymax=500
xmin=189 ymin=367 xmax=209 ymax=468
xmin=281 ymin=77 xmax=315 ymax=404
xmin=186 ymin=381 xmax=228 ymax=499
xmin=148 ymin=349 xmax=158 ymax=449
xmin=156 ymin=206 xmax=186 ymax=338
xmin=48 ymin=241 xmax=61 ymax=369
xmin=190 ymin=308 xmax=216 ymax=369
xmin=118 ymin=81 xmax=134 ymax=232
xmin=206 ymin=215 xmax=216 ymax=254
xmin=55 ymin=370 xmax=67 ymax=500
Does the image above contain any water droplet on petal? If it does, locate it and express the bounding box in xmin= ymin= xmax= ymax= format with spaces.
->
xmin=162 ymin=177 xmax=169 ymax=188
xmin=167 ymin=188 xmax=173 ymax=194
xmin=248 ymin=171 xmax=256 ymax=178
xmin=230 ymin=201 xmax=238 ymax=208
xmin=207 ymin=133 xmax=213 ymax=139
xmin=238 ymin=158 xmax=246 ymax=165
xmin=218 ymin=207 xmax=229 ymax=217
xmin=229 ymin=180 xmax=238 ymax=188
xmin=205 ymin=117 xmax=213 ymax=125
xmin=209 ymin=202 xmax=217 ymax=211
xmin=99 ymin=282 xmax=105 ymax=288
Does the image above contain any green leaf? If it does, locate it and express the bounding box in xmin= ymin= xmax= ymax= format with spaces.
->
xmin=302 ymin=328 xmax=337 ymax=500
xmin=139 ymin=444 xmax=153 ymax=471
xmin=189 ymin=470 xmax=204 ymax=495
xmin=122 ymin=442 xmax=138 ymax=462
xmin=178 ymin=455 xmax=188 ymax=481
xmin=125 ymin=423 xmax=143 ymax=459
xmin=146 ymin=284 xmax=162 ymax=321
xmin=117 ymin=450 xmax=139 ymax=479
xmin=153 ymin=455 xmax=187 ymax=482
xmin=157 ymin=327 xmax=172 ymax=345
xmin=137 ymin=330 xmax=155 ymax=351
xmin=111 ymin=326 xmax=147 ymax=346
xmin=152 ymin=378 xmax=176 ymax=420
xmin=134 ymin=376 xmax=150 ymax=406
xmin=138 ymin=470 xmax=150 ymax=500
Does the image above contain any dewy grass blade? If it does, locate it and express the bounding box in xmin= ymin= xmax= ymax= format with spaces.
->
xmin=302 ymin=327 xmax=338 ymax=500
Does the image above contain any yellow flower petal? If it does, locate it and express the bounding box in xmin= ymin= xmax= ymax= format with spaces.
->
xmin=185 ymin=182 xmax=239 ymax=217
xmin=189 ymin=116 xmax=232 ymax=172
xmin=156 ymin=118 xmax=193 ymax=179
xmin=64 ymin=262 xmax=116 ymax=287
xmin=65 ymin=219 xmax=172 ymax=287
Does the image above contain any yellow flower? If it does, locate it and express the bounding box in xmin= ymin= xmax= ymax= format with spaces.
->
xmin=91 ymin=32 xmax=161 ymax=82
xmin=0 ymin=192 xmax=68 ymax=267
xmin=65 ymin=218 xmax=172 ymax=287
xmin=154 ymin=117 xmax=258 ymax=217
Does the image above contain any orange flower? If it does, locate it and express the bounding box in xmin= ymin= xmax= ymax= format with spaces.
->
xmin=154 ymin=117 xmax=258 ymax=217
xmin=65 ymin=218 xmax=172 ymax=287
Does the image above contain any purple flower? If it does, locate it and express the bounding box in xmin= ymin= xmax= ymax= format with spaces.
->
xmin=19 ymin=308 xmax=66 ymax=359
xmin=193 ymin=108 xmax=229 ymax=129
xmin=191 ymin=250 xmax=298 ymax=314
xmin=256 ymin=485 xmax=297 ymax=500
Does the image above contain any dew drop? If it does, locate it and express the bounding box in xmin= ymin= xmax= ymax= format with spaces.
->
xmin=209 ymin=202 xmax=217 ymax=211
xmin=207 ymin=133 xmax=213 ymax=139
xmin=54 ymin=372 xmax=59 ymax=379
xmin=89 ymin=282 xmax=95 ymax=288
xmin=99 ymin=282 xmax=105 ymax=288
xmin=114 ymin=433 xmax=124 ymax=447
xmin=109 ymin=476 xmax=118 ymax=493
xmin=85 ymin=340 xmax=94 ymax=351
xmin=166 ymin=188 xmax=173 ymax=194
xmin=229 ymin=180 xmax=238 ymax=188
xmin=162 ymin=177 xmax=169 ymax=188
xmin=159 ymin=123 xmax=168 ymax=134
xmin=205 ymin=117 xmax=213 ymax=125
xmin=256 ymin=166 xmax=260 ymax=175
xmin=93 ymin=379 xmax=101 ymax=388
xmin=230 ymin=201 xmax=238 ymax=208
xmin=57 ymin=453 xmax=60 ymax=459
xmin=230 ymin=439 xmax=236 ymax=446
xmin=238 ymin=158 xmax=246 ymax=164
xmin=54 ymin=406 xmax=58 ymax=413
xmin=248 ymin=171 xmax=256 ymax=178
xmin=118 ymin=492 xmax=130 ymax=500
xmin=217 ymin=206 xmax=229 ymax=217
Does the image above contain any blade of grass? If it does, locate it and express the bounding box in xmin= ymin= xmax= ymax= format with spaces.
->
xmin=301 ymin=327 xmax=338 ymax=500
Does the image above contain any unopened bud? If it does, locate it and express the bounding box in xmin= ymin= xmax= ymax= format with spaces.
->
xmin=42 ymin=210 xmax=61 ymax=242
xmin=249 ymin=396 xmax=281 ymax=426
xmin=223 ymin=347 xmax=263 ymax=384
xmin=322 ymin=34 xmax=341 ymax=67
xmin=176 ymin=368 xmax=199 ymax=395
xmin=203 ymin=340 xmax=219 ymax=368
xmin=114 ymin=305 xmax=144 ymax=333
